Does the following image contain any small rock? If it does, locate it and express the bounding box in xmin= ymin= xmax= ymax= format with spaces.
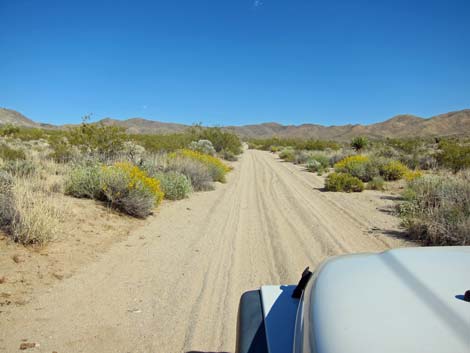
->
xmin=0 ymin=277 xmax=6 ymax=284
xmin=127 ymin=308 xmax=142 ymax=313
xmin=12 ymin=255 xmax=25 ymax=264
xmin=52 ymin=273 xmax=64 ymax=280
xmin=19 ymin=342 xmax=38 ymax=350
xmin=15 ymin=299 xmax=28 ymax=306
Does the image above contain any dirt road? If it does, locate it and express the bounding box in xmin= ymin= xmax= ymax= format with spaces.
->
xmin=0 ymin=150 xmax=408 ymax=353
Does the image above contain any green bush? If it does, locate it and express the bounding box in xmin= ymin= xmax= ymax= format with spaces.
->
xmin=1 ymin=160 xmax=36 ymax=177
xmin=153 ymin=171 xmax=192 ymax=200
xmin=325 ymin=172 xmax=364 ymax=192
xmin=367 ymin=176 xmax=385 ymax=190
xmin=0 ymin=171 xmax=14 ymax=226
xmin=436 ymin=140 xmax=470 ymax=172
xmin=0 ymin=145 xmax=26 ymax=161
xmin=279 ymin=148 xmax=295 ymax=162
xmin=306 ymin=159 xmax=321 ymax=172
xmin=0 ymin=124 xmax=20 ymax=136
xmin=65 ymin=164 xmax=102 ymax=199
xmin=399 ymin=173 xmax=470 ymax=245
xmin=187 ymin=126 xmax=242 ymax=155
xmin=221 ymin=149 xmax=238 ymax=161
xmin=306 ymin=154 xmax=330 ymax=173
xmin=68 ymin=117 xmax=127 ymax=160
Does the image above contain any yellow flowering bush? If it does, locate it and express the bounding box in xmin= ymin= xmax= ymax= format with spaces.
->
xmin=169 ymin=149 xmax=231 ymax=183
xmin=381 ymin=160 xmax=409 ymax=181
xmin=404 ymin=169 xmax=423 ymax=182
xmin=334 ymin=155 xmax=370 ymax=171
xmin=334 ymin=155 xmax=378 ymax=182
xmin=100 ymin=162 xmax=163 ymax=217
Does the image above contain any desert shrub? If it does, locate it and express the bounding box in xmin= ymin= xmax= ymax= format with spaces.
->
xmin=9 ymin=181 xmax=63 ymax=245
xmin=325 ymin=172 xmax=364 ymax=192
xmin=306 ymin=159 xmax=321 ymax=173
xmin=221 ymin=149 xmax=238 ymax=161
xmin=187 ymin=126 xmax=242 ymax=155
xmin=404 ymin=170 xmax=424 ymax=182
xmin=399 ymin=173 xmax=470 ymax=245
xmin=0 ymin=175 xmax=63 ymax=245
xmin=189 ymin=139 xmax=216 ymax=156
xmin=1 ymin=159 xmax=36 ymax=177
xmin=334 ymin=155 xmax=379 ymax=182
xmin=293 ymin=150 xmax=311 ymax=164
xmin=0 ymin=144 xmax=26 ymax=161
xmin=49 ymin=138 xmax=77 ymax=163
xmin=367 ymin=176 xmax=385 ymax=190
xmin=279 ymin=148 xmax=295 ymax=162
xmin=329 ymin=151 xmax=353 ymax=166
xmin=334 ymin=155 xmax=369 ymax=171
xmin=122 ymin=141 xmax=146 ymax=164
xmin=171 ymin=149 xmax=230 ymax=183
xmin=0 ymin=124 xmax=21 ymax=136
xmin=351 ymin=136 xmax=369 ymax=151
xmin=65 ymin=164 xmax=102 ymax=199
xmin=100 ymin=162 xmax=164 ymax=217
xmin=381 ymin=160 xmax=408 ymax=181
xmin=436 ymin=140 xmax=470 ymax=172
xmin=417 ymin=154 xmax=438 ymax=170
xmin=68 ymin=117 xmax=127 ymax=160
xmin=2 ymin=159 xmax=37 ymax=177
xmin=306 ymin=154 xmax=330 ymax=173
xmin=152 ymin=171 xmax=192 ymax=200
xmin=269 ymin=145 xmax=281 ymax=153
xmin=166 ymin=156 xmax=214 ymax=191
xmin=0 ymin=171 xmax=14 ymax=226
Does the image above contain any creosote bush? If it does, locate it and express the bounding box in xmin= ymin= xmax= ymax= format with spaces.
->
xmin=399 ymin=173 xmax=470 ymax=245
xmin=325 ymin=172 xmax=364 ymax=192
xmin=0 ymin=144 xmax=26 ymax=161
xmin=436 ymin=140 xmax=470 ymax=172
xmin=279 ymin=148 xmax=295 ymax=162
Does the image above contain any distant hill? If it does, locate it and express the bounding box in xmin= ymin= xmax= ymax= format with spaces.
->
xmin=1 ymin=107 xmax=469 ymax=140
xmin=0 ymin=108 xmax=39 ymax=128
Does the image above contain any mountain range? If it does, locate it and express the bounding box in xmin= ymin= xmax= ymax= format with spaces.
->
xmin=1 ymin=107 xmax=469 ymax=140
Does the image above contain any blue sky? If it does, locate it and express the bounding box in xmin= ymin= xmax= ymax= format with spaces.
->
xmin=1 ymin=0 xmax=469 ymax=126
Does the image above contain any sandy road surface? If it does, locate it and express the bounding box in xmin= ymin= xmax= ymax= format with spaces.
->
xmin=0 ymin=150 xmax=408 ymax=353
